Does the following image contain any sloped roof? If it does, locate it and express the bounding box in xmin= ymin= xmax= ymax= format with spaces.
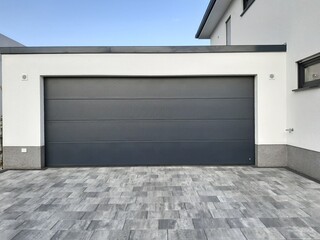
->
xmin=0 ymin=33 xmax=24 ymax=47
xmin=196 ymin=0 xmax=233 ymax=39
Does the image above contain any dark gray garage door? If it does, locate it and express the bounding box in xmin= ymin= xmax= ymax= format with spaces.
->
xmin=45 ymin=77 xmax=254 ymax=166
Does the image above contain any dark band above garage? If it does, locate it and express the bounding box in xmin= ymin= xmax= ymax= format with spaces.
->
xmin=0 ymin=45 xmax=286 ymax=54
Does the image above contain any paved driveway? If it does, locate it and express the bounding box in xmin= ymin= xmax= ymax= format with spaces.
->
xmin=0 ymin=167 xmax=320 ymax=240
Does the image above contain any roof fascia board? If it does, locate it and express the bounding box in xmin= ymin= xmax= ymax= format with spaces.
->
xmin=196 ymin=0 xmax=233 ymax=39
xmin=0 ymin=45 xmax=287 ymax=55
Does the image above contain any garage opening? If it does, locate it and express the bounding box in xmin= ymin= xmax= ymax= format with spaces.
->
xmin=44 ymin=76 xmax=255 ymax=166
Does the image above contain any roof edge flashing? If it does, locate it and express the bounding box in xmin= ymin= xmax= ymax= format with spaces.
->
xmin=0 ymin=45 xmax=287 ymax=55
xmin=195 ymin=0 xmax=217 ymax=39
xmin=196 ymin=0 xmax=233 ymax=39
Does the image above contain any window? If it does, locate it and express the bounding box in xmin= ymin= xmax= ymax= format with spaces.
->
xmin=297 ymin=53 xmax=320 ymax=89
xmin=241 ymin=0 xmax=255 ymax=16
xmin=226 ymin=17 xmax=231 ymax=45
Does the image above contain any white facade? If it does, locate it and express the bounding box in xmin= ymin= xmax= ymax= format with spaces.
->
xmin=0 ymin=34 xmax=24 ymax=115
xmin=2 ymin=52 xmax=286 ymax=146
xmin=1 ymin=51 xmax=286 ymax=168
xmin=209 ymin=0 xmax=320 ymax=153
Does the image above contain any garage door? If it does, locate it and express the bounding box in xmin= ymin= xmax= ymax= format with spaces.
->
xmin=45 ymin=77 xmax=254 ymax=166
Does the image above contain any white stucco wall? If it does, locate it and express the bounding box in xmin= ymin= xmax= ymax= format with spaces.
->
xmin=0 ymin=34 xmax=24 ymax=115
xmin=209 ymin=0 xmax=320 ymax=153
xmin=210 ymin=0 xmax=287 ymax=46
xmin=2 ymin=52 xmax=286 ymax=150
xmin=285 ymin=2 xmax=320 ymax=152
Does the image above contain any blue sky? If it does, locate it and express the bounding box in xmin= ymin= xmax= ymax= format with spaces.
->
xmin=0 ymin=0 xmax=210 ymax=46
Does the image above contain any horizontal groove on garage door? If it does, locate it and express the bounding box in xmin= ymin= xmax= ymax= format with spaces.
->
xmin=47 ymin=140 xmax=253 ymax=143
xmin=45 ymin=77 xmax=254 ymax=99
xmin=45 ymin=97 xmax=254 ymax=100
xmin=45 ymin=98 xmax=253 ymax=120
xmin=45 ymin=76 xmax=255 ymax=166
xmin=46 ymin=120 xmax=253 ymax=142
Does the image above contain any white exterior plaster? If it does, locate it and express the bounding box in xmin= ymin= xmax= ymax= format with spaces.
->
xmin=209 ymin=0 xmax=320 ymax=152
xmin=2 ymin=53 xmax=286 ymax=150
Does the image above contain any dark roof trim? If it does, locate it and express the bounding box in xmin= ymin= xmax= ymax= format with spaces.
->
xmin=0 ymin=45 xmax=286 ymax=55
xmin=195 ymin=0 xmax=217 ymax=38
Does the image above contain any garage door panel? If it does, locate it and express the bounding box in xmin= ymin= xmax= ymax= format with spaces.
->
xmin=46 ymin=141 xmax=254 ymax=166
xmin=45 ymin=99 xmax=254 ymax=120
xmin=45 ymin=77 xmax=253 ymax=99
xmin=45 ymin=77 xmax=254 ymax=166
xmin=46 ymin=120 xmax=254 ymax=142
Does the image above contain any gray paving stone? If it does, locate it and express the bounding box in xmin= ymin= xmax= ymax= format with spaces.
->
xmin=81 ymin=210 xmax=117 ymax=220
xmin=0 ymin=212 xmax=23 ymax=221
xmin=193 ymin=218 xmax=230 ymax=229
xmin=227 ymin=218 xmax=265 ymax=228
xmin=5 ymin=204 xmax=41 ymax=212
xmin=179 ymin=210 xmax=212 ymax=218
xmin=36 ymin=204 xmax=69 ymax=212
xmin=274 ymin=208 xmax=310 ymax=218
xmin=123 ymin=219 xmax=158 ymax=230
xmin=199 ymin=196 xmax=220 ymax=202
xmin=116 ymin=210 xmax=148 ymax=220
xmin=64 ymin=204 xmax=98 ymax=212
xmin=302 ymin=207 xmax=320 ymax=217
xmin=16 ymin=219 xmax=58 ymax=230
xmin=269 ymin=201 xmax=299 ymax=209
xmin=51 ymin=220 xmax=92 ymax=231
xmin=90 ymin=230 xmax=130 ymax=240
xmin=50 ymin=211 xmax=86 ymax=220
xmin=241 ymin=208 xmax=280 ymax=218
xmin=16 ymin=212 xmax=54 ymax=221
xmin=158 ymin=219 xmax=176 ymax=229
xmin=51 ymin=230 xmax=93 ymax=240
xmin=277 ymin=227 xmax=320 ymax=239
xmin=174 ymin=218 xmax=194 ymax=230
xmin=168 ymin=229 xmax=207 ymax=240
xmin=148 ymin=210 xmax=180 ymax=219
xmin=205 ymin=228 xmax=246 ymax=240
xmin=96 ymin=204 xmax=127 ymax=211
xmin=12 ymin=230 xmax=56 ymax=240
xmin=210 ymin=209 xmax=244 ymax=218
xmin=87 ymin=220 xmax=125 ymax=231
xmin=109 ymin=197 xmax=136 ymax=205
xmin=0 ymin=230 xmax=20 ymax=240
xmin=259 ymin=217 xmax=309 ymax=228
xmin=184 ymin=202 xmax=216 ymax=210
xmin=214 ymin=202 xmax=245 ymax=210
xmin=129 ymin=230 xmax=167 ymax=240
xmin=314 ymin=227 xmax=320 ymax=234
xmin=240 ymin=227 xmax=285 ymax=239
xmin=300 ymin=217 xmax=320 ymax=228
xmin=0 ymin=220 xmax=24 ymax=230
xmin=144 ymin=202 xmax=185 ymax=211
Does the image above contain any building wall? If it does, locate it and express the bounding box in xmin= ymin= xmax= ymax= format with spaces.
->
xmin=2 ymin=52 xmax=286 ymax=168
xmin=209 ymin=0 xmax=320 ymax=180
xmin=210 ymin=0 xmax=288 ymax=46
xmin=285 ymin=1 xmax=320 ymax=152
xmin=0 ymin=34 xmax=24 ymax=115
xmin=285 ymin=1 xmax=320 ymax=181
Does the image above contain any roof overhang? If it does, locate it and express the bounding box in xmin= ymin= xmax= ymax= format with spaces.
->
xmin=0 ymin=45 xmax=286 ymax=55
xmin=196 ymin=0 xmax=233 ymax=39
xmin=0 ymin=33 xmax=24 ymax=47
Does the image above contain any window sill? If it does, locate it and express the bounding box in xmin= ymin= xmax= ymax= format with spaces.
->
xmin=292 ymin=84 xmax=320 ymax=92
xmin=240 ymin=0 xmax=255 ymax=17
